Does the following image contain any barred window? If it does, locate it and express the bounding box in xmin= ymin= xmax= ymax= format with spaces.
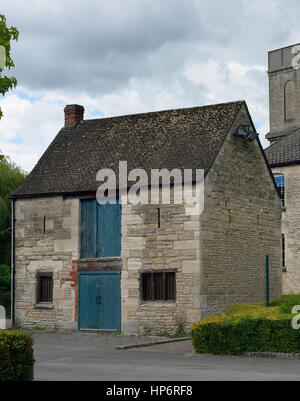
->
xmin=141 ymin=272 xmax=176 ymax=301
xmin=37 ymin=273 xmax=53 ymax=303
xmin=274 ymin=174 xmax=285 ymax=208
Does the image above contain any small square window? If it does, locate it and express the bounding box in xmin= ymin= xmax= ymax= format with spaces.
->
xmin=37 ymin=273 xmax=53 ymax=303
xmin=141 ymin=271 xmax=176 ymax=301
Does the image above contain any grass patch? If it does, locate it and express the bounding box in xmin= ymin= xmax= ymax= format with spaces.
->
xmin=30 ymin=327 xmax=45 ymax=331
xmin=169 ymin=329 xmax=188 ymax=338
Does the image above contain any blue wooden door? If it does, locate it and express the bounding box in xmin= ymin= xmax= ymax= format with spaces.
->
xmin=79 ymin=272 xmax=121 ymax=331
xmin=97 ymin=201 xmax=121 ymax=257
xmin=80 ymin=199 xmax=121 ymax=259
xmin=80 ymin=200 xmax=97 ymax=259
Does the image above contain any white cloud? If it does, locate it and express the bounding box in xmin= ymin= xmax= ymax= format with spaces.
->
xmin=1 ymin=0 xmax=299 ymax=170
xmin=0 ymin=92 xmax=62 ymax=171
xmin=184 ymin=59 xmax=270 ymax=146
xmin=0 ymin=56 xmax=271 ymax=172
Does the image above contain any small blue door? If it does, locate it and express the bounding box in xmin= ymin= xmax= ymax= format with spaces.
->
xmin=97 ymin=202 xmax=122 ymax=257
xmin=80 ymin=200 xmax=97 ymax=259
xmin=78 ymin=271 xmax=121 ymax=331
xmin=80 ymin=199 xmax=121 ymax=259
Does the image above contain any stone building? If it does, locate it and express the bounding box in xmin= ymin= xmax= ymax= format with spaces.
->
xmin=11 ymin=100 xmax=282 ymax=334
xmin=265 ymin=44 xmax=300 ymax=293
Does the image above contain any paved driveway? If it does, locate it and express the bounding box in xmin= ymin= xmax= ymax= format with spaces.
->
xmin=32 ymin=331 xmax=300 ymax=381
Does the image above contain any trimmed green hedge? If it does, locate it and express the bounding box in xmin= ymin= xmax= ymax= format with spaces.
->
xmin=191 ymin=298 xmax=300 ymax=355
xmin=0 ymin=330 xmax=34 ymax=381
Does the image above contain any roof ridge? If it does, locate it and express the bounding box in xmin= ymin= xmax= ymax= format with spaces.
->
xmin=83 ymin=100 xmax=246 ymax=123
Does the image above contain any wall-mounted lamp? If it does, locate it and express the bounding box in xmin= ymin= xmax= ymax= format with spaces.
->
xmin=234 ymin=125 xmax=258 ymax=141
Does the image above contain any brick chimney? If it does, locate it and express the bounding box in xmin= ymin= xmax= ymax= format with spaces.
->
xmin=64 ymin=104 xmax=84 ymax=125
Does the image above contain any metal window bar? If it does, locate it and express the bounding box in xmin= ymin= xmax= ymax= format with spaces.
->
xmin=142 ymin=272 xmax=176 ymax=301
xmin=142 ymin=273 xmax=152 ymax=301
xmin=39 ymin=275 xmax=53 ymax=303
xmin=165 ymin=272 xmax=176 ymax=300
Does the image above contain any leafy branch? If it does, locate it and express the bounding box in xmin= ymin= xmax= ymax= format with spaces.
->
xmin=0 ymin=153 xmax=26 ymax=266
xmin=0 ymin=14 xmax=19 ymax=119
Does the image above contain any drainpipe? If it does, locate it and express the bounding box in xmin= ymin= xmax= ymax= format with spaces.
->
xmin=265 ymin=255 xmax=269 ymax=308
xmin=11 ymin=198 xmax=16 ymax=326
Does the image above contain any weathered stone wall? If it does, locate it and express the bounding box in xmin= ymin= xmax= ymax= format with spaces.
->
xmin=14 ymin=197 xmax=80 ymax=329
xmin=267 ymin=66 xmax=300 ymax=143
xmin=270 ymin=164 xmax=300 ymax=293
xmin=15 ymin=190 xmax=201 ymax=334
xmin=121 ymin=187 xmax=201 ymax=336
xmin=199 ymin=105 xmax=282 ymax=317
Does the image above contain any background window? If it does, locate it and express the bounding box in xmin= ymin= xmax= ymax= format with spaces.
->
xmin=37 ymin=273 xmax=53 ymax=303
xmin=141 ymin=272 xmax=176 ymax=301
xmin=274 ymin=174 xmax=285 ymax=208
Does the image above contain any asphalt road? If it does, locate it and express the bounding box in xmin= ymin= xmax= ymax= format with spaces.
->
xmin=32 ymin=331 xmax=300 ymax=381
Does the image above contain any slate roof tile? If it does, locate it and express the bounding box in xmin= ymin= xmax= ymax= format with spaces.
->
xmin=12 ymin=100 xmax=244 ymax=197
xmin=265 ymin=128 xmax=300 ymax=167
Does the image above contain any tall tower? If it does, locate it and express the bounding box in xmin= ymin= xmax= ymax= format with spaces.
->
xmin=266 ymin=44 xmax=300 ymax=144
xmin=265 ymin=43 xmax=300 ymax=295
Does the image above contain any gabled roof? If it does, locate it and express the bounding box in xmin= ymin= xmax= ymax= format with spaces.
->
xmin=12 ymin=100 xmax=245 ymax=198
xmin=265 ymin=128 xmax=300 ymax=167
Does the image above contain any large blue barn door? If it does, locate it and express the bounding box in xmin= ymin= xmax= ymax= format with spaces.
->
xmin=78 ymin=272 xmax=121 ymax=331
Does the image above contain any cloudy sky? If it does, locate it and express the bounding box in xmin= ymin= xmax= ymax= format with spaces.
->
xmin=0 ymin=0 xmax=299 ymax=172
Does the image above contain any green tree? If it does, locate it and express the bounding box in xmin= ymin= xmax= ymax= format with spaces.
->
xmin=0 ymin=155 xmax=26 ymax=266
xmin=0 ymin=15 xmax=19 ymax=314
xmin=0 ymin=264 xmax=10 ymax=293
xmin=0 ymin=14 xmax=19 ymax=119
xmin=0 ymin=263 xmax=11 ymax=314
xmin=0 ymin=155 xmax=25 ymax=315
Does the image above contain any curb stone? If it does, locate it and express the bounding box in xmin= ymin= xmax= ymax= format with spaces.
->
xmin=245 ymin=352 xmax=300 ymax=360
xmin=115 ymin=337 xmax=191 ymax=350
